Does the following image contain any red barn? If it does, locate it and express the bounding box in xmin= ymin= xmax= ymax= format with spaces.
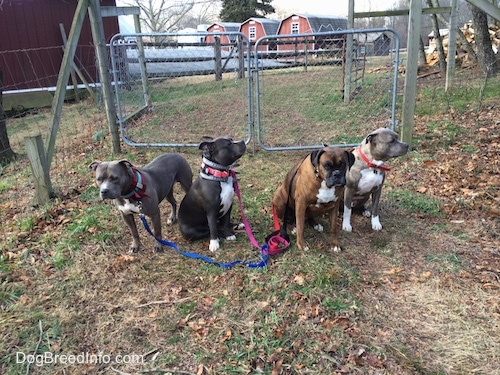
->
xmin=0 ymin=0 xmax=119 ymax=109
xmin=205 ymin=22 xmax=241 ymax=51
xmin=277 ymin=14 xmax=347 ymax=53
xmin=239 ymin=18 xmax=279 ymax=53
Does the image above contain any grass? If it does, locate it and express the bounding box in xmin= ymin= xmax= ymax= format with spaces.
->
xmin=0 ymin=68 xmax=499 ymax=374
xmin=387 ymin=189 xmax=442 ymax=216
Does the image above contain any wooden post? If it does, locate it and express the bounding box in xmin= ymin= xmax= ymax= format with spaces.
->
xmin=344 ymin=0 xmax=355 ymax=103
xmin=25 ymin=135 xmax=54 ymax=205
xmin=59 ymin=23 xmax=96 ymax=101
xmin=88 ymin=0 xmax=121 ymax=155
xmin=214 ymin=37 xmax=222 ymax=81
xmin=401 ymin=0 xmax=422 ymax=148
xmin=46 ymin=0 xmax=89 ymax=169
xmin=445 ymin=0 xmax=458 ymax=91
xmin=59 ymin=23 xmax=80 ymax=102
xmin=303 ymin=39 xmax=308 ymax=72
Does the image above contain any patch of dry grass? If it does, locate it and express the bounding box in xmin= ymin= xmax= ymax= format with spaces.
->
xmin=1 ymin=71 xmax=500 ymax=375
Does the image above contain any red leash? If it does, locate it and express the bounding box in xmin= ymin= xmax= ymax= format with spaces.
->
xmin=231 ymin=171 xmax=289 ymax=255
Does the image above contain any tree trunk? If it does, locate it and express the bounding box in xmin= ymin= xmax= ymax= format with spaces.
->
xmin=426 ymin=0 xmax=446 ymax=75
xmin=469 ymin=5 xmax=498 ymax=77
xmin=419 ymin=36 xmax=428 ymax=66
xmin=0 ymin=69 xmax=17 ymax=166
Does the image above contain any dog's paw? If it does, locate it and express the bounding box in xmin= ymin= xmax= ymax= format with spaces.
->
xmin=226 ymin=235 xmax=236 ymax=241
xmin=166 ymin=217 xmax=176 ymax=225
xmin=297 ymin=242 xmax=309 ymax=251
xmin=291 ymin=227 xmax=297 ymax=235
xmin=371 ymin=216 xmax=382 ymax=231
xmin=342 ymin=221 xmax=352 ymax=232
xmin=129 ymin=240 xmax=140 ymax=253
xmin=233 ymin=223 xmax=245 ymax=230
xmin=153 ymin=245 xmax=164 ymax=253
xmin=209 ymin=239 xmax=220 ymax=252
xmin=362 ymin=209 xmax=371 ymax=218
xmin=314 ymin=223 xmax=324 ymax=232
xmin=331 ymin=245 xmax=342 ymax=252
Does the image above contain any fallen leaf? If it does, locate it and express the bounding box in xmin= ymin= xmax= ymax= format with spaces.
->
xmin=383 ymin=267 xmax=403 ymax=275
xmin=294 ymin=274 xmax=305 ymax=285
xmin=271 ymin=358 xmax=283 ymax=375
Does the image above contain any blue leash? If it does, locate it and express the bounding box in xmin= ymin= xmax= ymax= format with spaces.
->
xmin=139 ymin=215 xmax=270 ymax=269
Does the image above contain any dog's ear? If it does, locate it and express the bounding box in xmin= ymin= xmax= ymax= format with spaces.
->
xmin=365 ymin=133 xmax=377 ymax=143
xmin=88 ymin=160 xmax=101 ymax=171
xmin=117 ymin=160 xmax=135 ymax=176
xmin=310 ymin=149 xmax=324 ymax=168
xmin=200 ymin=136 xmax=214 ymax=143
xmin=345 ymin=150 xmax=355 ymax=169
xmin=365 ymin=127 xmax=387 ymax=143
xmin=199 ymin=139 xmax=214 ymax=153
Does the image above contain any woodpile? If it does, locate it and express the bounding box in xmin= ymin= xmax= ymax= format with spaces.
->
xmin=426 ymin=22 xmax=500 ymax=67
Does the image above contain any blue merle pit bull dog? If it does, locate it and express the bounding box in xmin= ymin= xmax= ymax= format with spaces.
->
xmin=89 ymin=153 xmax=193 ymax=253
xmin=177 ymin=136 xmax=246 ymax=252
xmin=342 ymin=127 xmax=409 ymax=233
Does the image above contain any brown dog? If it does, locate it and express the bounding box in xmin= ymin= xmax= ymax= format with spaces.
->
xmin=272 ymin=146 xmax=354 ymax=252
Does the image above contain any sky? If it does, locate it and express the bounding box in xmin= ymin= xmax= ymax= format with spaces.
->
xmin=271 ymin=0 xmax=399 ymax=18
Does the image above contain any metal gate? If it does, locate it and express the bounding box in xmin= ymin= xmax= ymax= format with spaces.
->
xmin=254 ymin=28 xmax=401 ymax=150
xmin=109 ymin=28 xmax=400 ymax=150
xmin=109 ymin=31 xmax=253 ymax=147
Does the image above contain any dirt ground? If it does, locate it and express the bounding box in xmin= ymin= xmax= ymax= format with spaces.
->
xmin=1 ymin=71 xmax=499 ymax=375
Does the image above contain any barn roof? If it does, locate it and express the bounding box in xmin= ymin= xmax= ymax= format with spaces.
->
xmin=363 ymin=31 xmax=392 ymax=43
xmin=293 ymin=14 xmax=347 ymax=32
xmin=242 ymin=17 xmax=280 ymax=35
xmin=207 ymin=22 xmax=241 ymax=32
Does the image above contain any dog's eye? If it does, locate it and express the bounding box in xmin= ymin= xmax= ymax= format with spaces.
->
xmin=323 ymin=162 xmax=334 ymax=170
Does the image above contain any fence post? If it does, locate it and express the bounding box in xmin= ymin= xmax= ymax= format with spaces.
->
xmin=304 ymin=39 xmax=308 ymax=72
xmin=237 ymin=36 xmax=244 ymax=79
xmin=25 ymin=135 xmax=54 ymax=205
xmin=214 ymin=36 xmax=222 ymax=81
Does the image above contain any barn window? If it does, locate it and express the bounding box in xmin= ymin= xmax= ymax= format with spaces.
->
xmin=249 ymin=26 xmax=256 ymax=40
xmin=291 ymin=22 xmax=299 ymax=34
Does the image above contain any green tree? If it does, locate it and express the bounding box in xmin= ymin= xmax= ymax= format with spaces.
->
xmin=219 ymin=0 xmax=275 ymax=22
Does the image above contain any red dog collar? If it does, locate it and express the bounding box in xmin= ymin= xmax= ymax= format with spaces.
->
xmin=122 ymin=168 xmax=147 ymax=200
xmin=203 ymin=165 xmax=230 ymax=178
xmin=357 ymin=146 xmax=391 ymax=171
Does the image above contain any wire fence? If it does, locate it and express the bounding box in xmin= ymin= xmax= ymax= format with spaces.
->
xmin=108 ymin=29 xmax=401 ymax=149
xmin=1 ymin=29 xmax=496 ymax=246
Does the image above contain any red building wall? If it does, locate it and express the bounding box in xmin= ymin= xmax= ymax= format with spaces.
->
xmin=240 ymin=20 xmax=267 ymax=52
xmin=0 ymin=0 xmax=119 ymax=91
xmin=205 ymin=24 xmax=233 ymax=47
xmin=277 ymin=16 xmax=314 ymax=52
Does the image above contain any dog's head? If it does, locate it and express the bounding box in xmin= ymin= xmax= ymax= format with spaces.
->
xmin=364 ymin=127 xmax=409 ymax=161
xmin=311 ymin=146 xmax=355 ymax=188
xmin=89 ymin=159 xmax=135 ymax=200
xmin=199 ymin=136 xmax=246 ymax=166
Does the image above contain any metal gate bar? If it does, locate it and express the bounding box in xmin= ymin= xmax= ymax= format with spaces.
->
xmin=254 ymin=28 xmax=399 ymax=151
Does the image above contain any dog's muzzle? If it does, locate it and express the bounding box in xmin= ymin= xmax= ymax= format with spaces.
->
xmin=325 ymin=170 xmax=346 ymax=188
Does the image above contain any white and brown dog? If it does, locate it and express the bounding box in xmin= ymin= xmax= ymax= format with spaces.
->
xmin=342 ymin=127 xmax=409 ymax=232
xmin=272 ymin=146 xmax=355 ymax=252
